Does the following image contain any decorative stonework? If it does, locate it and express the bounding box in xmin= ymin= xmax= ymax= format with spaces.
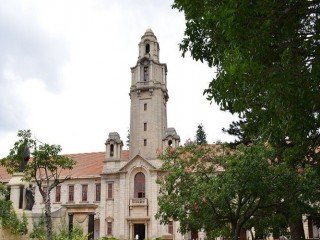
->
xmin=163 ymin=128 xmax=180 ymax=149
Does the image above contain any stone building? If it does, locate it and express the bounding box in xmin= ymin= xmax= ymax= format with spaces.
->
xmin=0 ymin=29 xmax=186 ymax=240
xmin=0 ymin=29 xmax=319 ymax=240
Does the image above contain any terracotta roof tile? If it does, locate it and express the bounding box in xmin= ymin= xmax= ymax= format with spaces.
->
xmin=0 ymin=165 xmax=11 ymax=183
xmin=0 ymin=150 xmax=130 ymax=182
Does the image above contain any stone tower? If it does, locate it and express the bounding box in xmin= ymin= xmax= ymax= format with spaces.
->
xmin=129 ymin=29 xmax=168 ymax=159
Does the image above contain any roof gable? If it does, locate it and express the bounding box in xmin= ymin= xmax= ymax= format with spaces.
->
xmin=118 ymin=154 xmax=157 ymax=172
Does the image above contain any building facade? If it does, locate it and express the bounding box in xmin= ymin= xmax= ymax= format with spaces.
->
xmin=1 ymin=29 xmax=319 ymax=240
xmin=95 ymin=28 xmax=181 ymax=239
xmin=2 ymin=29 xmax=183 ymax=240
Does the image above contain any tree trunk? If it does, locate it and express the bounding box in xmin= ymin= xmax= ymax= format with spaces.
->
xmin=231 ymin=222 xmax=240 ymax=240
xmin=44 ymin=191 xmax=53 ymax=240
xmin=289 ymin=217 xmax=305 ymax=240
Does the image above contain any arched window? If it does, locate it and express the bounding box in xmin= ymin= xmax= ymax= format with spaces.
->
xmin=110 ymin=144 xmax=114 ymax=157
xmin=145 ymin=43 xmax=150 ymax=54
xmin=134 ymin=172 xmax=145 ymax=198
xmin=168 ymin=140 xmax=173 ymax=146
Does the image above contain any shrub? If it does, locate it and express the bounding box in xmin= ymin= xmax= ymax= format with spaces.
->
xmin=30 ymin=214 xmax=46 ymax=240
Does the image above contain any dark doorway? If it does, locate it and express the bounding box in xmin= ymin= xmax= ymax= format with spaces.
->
xmin=68 ymin=213 xmax=74 ymax=238
xmin=239 ymin=229 xmax=247 ymax=240
xmin=191 ymin=231 xmax=198 ymax=240
xmin=134 ymin=224 xmax=145 ymax=240
xmin=88 ymin=214 xmax=94 ymax=240
xmin=19 ymin=186 xmax=24 ymax=209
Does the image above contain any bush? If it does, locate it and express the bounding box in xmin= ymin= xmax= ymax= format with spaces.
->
xmin=54 ymin=224 xmax=87 ymax=240
xmin=30 ymin=216 xmax=87 ymax=240
xmin=0 ymin=183 xmax=28 ymax=236
xmin=29 ymin=214 xmax=46 ymax=240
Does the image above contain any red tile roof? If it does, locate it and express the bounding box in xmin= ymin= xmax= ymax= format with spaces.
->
xmin=0 ymin=150 xmax=130 ymax=182
xmin=0 ymin=164 xmax=11 ymax=183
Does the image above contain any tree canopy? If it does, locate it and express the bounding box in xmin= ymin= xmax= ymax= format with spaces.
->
xmin=157 ymin=1 xmax=320 ymax=239
xmin=157 ymin=142 xmax=320 ymax=240
xmin=1 ymin=130 xmax=76 ymax=240
xmin=173 ymin=0 xmax=320 ymax=164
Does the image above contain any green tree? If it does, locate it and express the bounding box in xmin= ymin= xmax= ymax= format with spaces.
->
xmin=173 ymin=0 xmax=320 ymax=165
xmin=195 ymin=124 xmax=207 ymax=145
xmin=172 ymin=1 xmax=320 ymax=239
xmin=156 ymin=142 xmax=301 ymax=240
xmin=1 ymin=130 xmax=76 ymax=240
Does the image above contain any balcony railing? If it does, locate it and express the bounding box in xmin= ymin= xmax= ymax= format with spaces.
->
xmin=138 ymin=81 xmax=150 ymax=86
xmin=130 ymin=198 xmax=148 ymax=206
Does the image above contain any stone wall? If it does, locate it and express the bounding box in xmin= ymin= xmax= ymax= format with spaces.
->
xmin=0 ymin=228 xmax=29 ymax=240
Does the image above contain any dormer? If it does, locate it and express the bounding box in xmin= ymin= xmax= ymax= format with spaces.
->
xmin=105 ymin=132 xmax=123 ymax=160
xmin=163 ymin=128 xmax=180 ymax=149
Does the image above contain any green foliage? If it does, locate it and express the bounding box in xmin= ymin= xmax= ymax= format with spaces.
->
xmin=53 ymin=224 xmax=87 ymax=240
xmin=156 ymin=142 xmax=319 ymax=239
xmin=195 ymin=124 xmax=207 ymax=145
xmin=30 ymin=214 xmax=46 ymax=240
xmin=1 ymin=130 xmax=76 ymax=184
xmin=1 ymin=130 xmax=76 ymax=240
xmin=173 ymin=1 xmax=320 ymax=238
xmin=173 ymin=0 xmax=320 ymax=165
xmin=0 ymin=182 xmax=28 ymax=236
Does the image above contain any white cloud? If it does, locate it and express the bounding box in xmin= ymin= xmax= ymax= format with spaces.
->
xmin=0 ymin=0 xmax=237 ymax=158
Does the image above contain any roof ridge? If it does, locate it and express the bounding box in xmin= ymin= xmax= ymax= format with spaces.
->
xmin=63 ymin=149 xmax=129 ymax=156
xmin=64 ymin=151 xmax=105 ymax=156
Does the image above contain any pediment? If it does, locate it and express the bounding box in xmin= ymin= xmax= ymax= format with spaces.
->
xmin=118 ymin=154 xmax=157 ymax=172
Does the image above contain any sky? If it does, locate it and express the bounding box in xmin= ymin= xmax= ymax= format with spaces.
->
xmin=0 ymin=0 xmax=237 ymax=158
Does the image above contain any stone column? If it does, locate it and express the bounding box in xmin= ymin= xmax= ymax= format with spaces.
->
xmin=150 ymin=62 xmax=153 ymax=81
xmin=7 ymin=172 xmax=27 ymax=211
xmin=100 ymin=180 xmax=107 ymax=237
xmin=162 ymin=66 xmax=165 ymax=84
xmin=129 ymin=222 xmax=132 ymax=240
xmin=118 ymin=173 xmax=126 ymax=238
xmin=145 ymin=222 xmax=148 ymax=239
xmin=150 ymin=171 xmax=158 ymax=237
xmin=138 ymin=63 xmax=141 ymax=82
xmin=117 ymin=145 xmax=121 ymax=159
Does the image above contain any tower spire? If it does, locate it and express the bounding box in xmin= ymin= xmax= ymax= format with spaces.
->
xmin=129 ymin=30 xmax=168 ymax=159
